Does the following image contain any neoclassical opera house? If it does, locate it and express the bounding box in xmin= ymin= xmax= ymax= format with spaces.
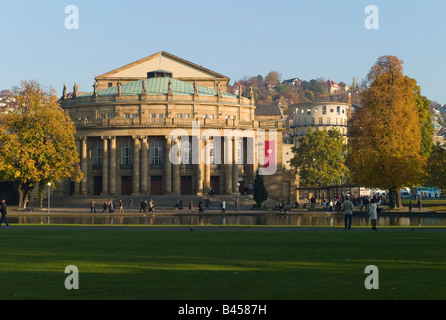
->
xmin=59 ymin=51 xmax=298 ymax=202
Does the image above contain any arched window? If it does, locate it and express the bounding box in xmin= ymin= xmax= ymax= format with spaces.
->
xmin=150 ymin=141 xmax=163 ymax=166
xmin=121 ymin=140 xmax=132 ymax=167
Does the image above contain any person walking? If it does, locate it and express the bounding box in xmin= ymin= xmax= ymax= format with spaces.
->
xmin=220 ymin=200 xmax=226 ymax=214
xmin=0 ymin=200 xmax=9 ymax=227
xmin=198 ymin=200 xmax=204 ymax=214
xmin=119 ymin=200 xmax=124 ymax=214
xmin=102 ymin=201 xmax=108 ymax=213
xmin=188 ymin=200 xmax=194 ymax=213
xmin=235 ymin=197 xmax=239 ymax=212
xmin=369 ymin=198 xmax=381 ymax=231
xmin=342 ymin=196 xmax=354 ymax=230
xmin=90 ymin=200 xmax=96 ymax=213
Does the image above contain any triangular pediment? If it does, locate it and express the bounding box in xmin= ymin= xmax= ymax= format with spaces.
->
xmin=96 ymin=51 xmax=228 ymax=81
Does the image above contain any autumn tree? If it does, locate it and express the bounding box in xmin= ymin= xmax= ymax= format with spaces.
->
xmin=290 ymin=128 xmax=349 ymax=189
xmin=347 ymin=56 xmax=427 ymax=209
xmin=0 ymin=80 xmax=82 ymax=208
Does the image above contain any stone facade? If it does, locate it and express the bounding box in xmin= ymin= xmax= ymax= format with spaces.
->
xmin=58 ymin=52 xmax=298 ymax=202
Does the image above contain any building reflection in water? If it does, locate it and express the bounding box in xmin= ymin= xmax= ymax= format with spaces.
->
xmin=9 ymin=213 xmax=446 ymax=227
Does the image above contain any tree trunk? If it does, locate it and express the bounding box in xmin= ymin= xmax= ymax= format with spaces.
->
xmin=18 ymin=183 xmax=34 ymax=209
xmin=389 ymin=187 xmax=402 ymax=210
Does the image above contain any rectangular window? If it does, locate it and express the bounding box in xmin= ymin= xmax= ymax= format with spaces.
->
xmin=319 ymin=117 xmax=323 ymax=125
xmin=100 ymin=114 xmax=106 ymax=119
xmin=158 ymin=114 xmax=164 ymax=118
xmin=322 ymin=106 xmax=327 ymax=115
xmin=209 ymin=114 xmax=214 ymax=119
xmin=132 ymin=113 xmax=138 ymax=118
xmin=124 ymin=113 xmax=130 ymax=119
xmin=184 ymin=113 xmax=190 ymax=119
xmin=151 ymin=114 xmax=156 ymax=118
xmin=107 ymin=113 xmax=113 ymax=119
xmin=177 ymin=113 xmax=183 ymax=118
xmin=121 ymin=140 xmax=133 ymax=166
xmin=337 ymin=106 xmax=340 ymax=115
xmin=108 ymin=82 xmax=113 ymax=88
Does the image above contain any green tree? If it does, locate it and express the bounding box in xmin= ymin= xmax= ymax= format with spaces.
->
xmin=347 ymin=56 xmax=427 ymax=209
xmin=290 ymin=128 xmax=349 ymax=188
xmin=253 ymin=170 xmax=268 ymax=207
xmin=0 ymin=80 xmax=83 ymax=208
xmin=413 ymin=84 xmax=434 ymax=157
xmin=425 ymin=143 xmax=446 ymax=190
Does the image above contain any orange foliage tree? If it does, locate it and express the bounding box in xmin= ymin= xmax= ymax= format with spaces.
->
xmin=0 ymin=80 xmax=82 ymax=208
xmin=348 ymin=56 xmax=427 ymax=209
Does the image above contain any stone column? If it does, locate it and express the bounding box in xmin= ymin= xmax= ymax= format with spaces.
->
xmin=172 ymin=137 xmax=181 ymax=195
xmin=224 ymin=136 xmax=232 ymax=195
xmin=101 ymin=137 xmax=109 ymax=195
xmin=194 ymin=136 xmax=203 ymax=195
xmin=74 ymin=138 xmax=81 ymax=195
xmin=204 ymin=137 xmax=211 ymax=195
xmin=164 ymin=136 xmax=172 ymax=194
xmin=80 ymin=137 xmax=88 ymax=195
xmin=140 ymin=137 xmax=148 ymax=195
xmin=232 ymin=137 xmax=239 ymax=194
xmin=109 ymin=136 xmax=117 ymax=195
xmin=147 ymin=140 xmax=151 ymax=195
xmin=132 ymin=136 xmax=140 ymax=195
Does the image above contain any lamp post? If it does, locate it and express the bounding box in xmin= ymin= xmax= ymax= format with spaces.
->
xmin=47 ymin=182 xmax=51 ymax=213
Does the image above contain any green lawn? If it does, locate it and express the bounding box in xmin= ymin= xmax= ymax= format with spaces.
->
xmin=0 ymin=226 xmax=445 ymax=300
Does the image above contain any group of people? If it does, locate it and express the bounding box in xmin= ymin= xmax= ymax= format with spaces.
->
xmin=90 ymin=198 xmax=153 ymax=214
xmin=178 ymin=198 xmax=239 ymax=214
xmin=274 ymin=201 xmax=288 ymax=213
xmin=320 ymin=194 xmax=385 ymax=214
xmin=340 ymin=196 xmax=381 ymax=231
xmin=139 ymin=199 xmax=155 ymax=213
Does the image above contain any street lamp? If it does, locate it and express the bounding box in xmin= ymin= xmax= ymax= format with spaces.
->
xmin=47 ymin=182 xmax=51 ymax=213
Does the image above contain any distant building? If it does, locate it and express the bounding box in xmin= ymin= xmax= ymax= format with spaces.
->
xmin=283 ymin=78 xmax=302 ymax=87
xmin=327 ymin=80 xmax=350 ymax=94
xmin=289 ymin=102 xmax=351 ymax=144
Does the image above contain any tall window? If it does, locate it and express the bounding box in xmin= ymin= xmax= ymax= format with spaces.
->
xmin=150 ymin=141 xmax=163 ymax=166
xmin=180 ymin=140 xmax=192 ymax=165
xmin=236 ymin=138 xmax=243 ymax=164
xmin=121 ymin=140 xmax=133 ymax=167
xmin=209 ymin=141 xmax=216 ymax=165
xmin=93 ymin=141 xmax=103 ymax=168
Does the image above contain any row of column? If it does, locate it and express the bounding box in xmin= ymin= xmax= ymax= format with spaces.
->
xmin=75 ymin=135 xmax=254 ymax=196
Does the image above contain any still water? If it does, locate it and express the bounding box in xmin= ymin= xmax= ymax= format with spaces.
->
xmin=9 ymin=213 xmax=446 ymax=227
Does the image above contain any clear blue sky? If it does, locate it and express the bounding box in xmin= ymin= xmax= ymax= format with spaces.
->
xmin=1 ymin=0 xmax=445 ymax=103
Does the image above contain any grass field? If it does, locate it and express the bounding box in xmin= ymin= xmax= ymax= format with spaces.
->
xmin=0 ymin=226 xmax=445 ymax=300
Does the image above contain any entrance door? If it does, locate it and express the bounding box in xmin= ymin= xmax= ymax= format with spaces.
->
xmin=210 ymin=176 xmax=220 ymax=195
xmin=94 ymin=176 xmax=102 ymax=195
xmin=238 ymin=180 xmax=244 ymax=195
xmin=181 ymin=176 xmax=192 ymax=195
xmin=121 ymin=176 xmax=132 ymax=195
xmin=151 ymin=176 xmax=163 ymax=195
